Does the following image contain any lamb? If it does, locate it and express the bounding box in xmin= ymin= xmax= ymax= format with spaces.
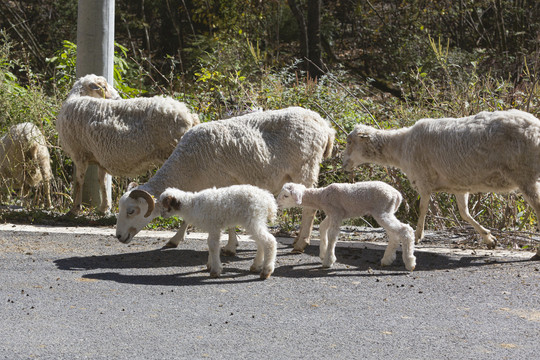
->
xmin=277 ymin=182 xmax=416 ymax=271
xmin=342 ymin=109 xmax=540 ymax=258
xmin=159 ymin=185 xmax=278 ymax=279
xmin=0 ymin=122 xmax=52 ymax=208
xmin=56 ymin=74 xmax=199 ymax=215
xmin=115 ymin=106 xmax=335 ymax=255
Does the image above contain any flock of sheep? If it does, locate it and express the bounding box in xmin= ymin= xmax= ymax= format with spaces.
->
xmin=1 ymin=74 xmax=540 ymax=279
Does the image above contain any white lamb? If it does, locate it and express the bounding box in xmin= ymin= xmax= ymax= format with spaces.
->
xmin=159 ymin=185 xmax=278 ymax=279
xmin=0 ymin=122 xmax=52 ymax=207
xmin=56 ymin=74 xmax=199 ymax=215
xmin=115 ymin=107 xmax=335 ymax=255
xmin=343 ymin=109 xmax=540 ymax=258
xmin=277 ymin=182 xmax=416 ymax=271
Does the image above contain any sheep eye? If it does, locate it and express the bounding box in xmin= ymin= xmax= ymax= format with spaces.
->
xmin=127 ymin=208 xmax=135 ymax=216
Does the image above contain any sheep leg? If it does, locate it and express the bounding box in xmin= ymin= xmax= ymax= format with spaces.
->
xmin=318 ymin=217 xmax=330 ymax=261
xmin=377 ymin=214 xmax=416 ymax=271
xmin=42 ymin=180 xmax=52 ymax=208
xmin=322 ymin=219 xmax=340 ymax=268
xmin=518 ymin=183 xmax=540 ymax=260
xmin=97 ymin=166 xmax=111 ymax=214
xmin=415 ymin=193 xmax=431 ymax=244
xmin=292 ymin=207 xmax=317 ymax=253
xmin=248 ymin=226 xmax=276 ymax=280
xmin=221 ymin=228 xmax=239 ymax=256
xmin=163 ymin=221 xmax=188 ymax=248
xmin=455 ymin=193 xmax=496 ymax=249
xmin=69 ymin=161 xmax=88 ymax=215
xmin=206 ymin=230 xmax=223 ymax=278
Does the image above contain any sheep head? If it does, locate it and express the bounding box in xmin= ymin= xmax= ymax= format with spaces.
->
xmin=71 ymin=74 xmax=121 ymax=100
xmin=159 ymin=188 xmax=183 ymax=218
xmin=115 ymin=187 xmax=157 ymax=244
xmin=277 ymin=183 xmax=305 ymax=208
xmin=342 ymin=124 xmax=380 ymax=171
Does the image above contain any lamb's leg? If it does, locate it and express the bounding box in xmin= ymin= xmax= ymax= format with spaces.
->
xmin=206 ymin=230 xmax=223 ymax=278
xmin=164 ymin=221 xmax=188 ymax=248
xmin=68 ymin=160 xmax=88 ymax=215
xmin=221 ymin=228 xmax=238 ymax=256
xmin=455 ymin=193 xmax=496 ymax=249
xmin=377 ymin=214 xmax=416 ymax=271
xmin=293 ymin=207 xmax=317 ymax=252
xmin=415 ymin=193 xmax=431 ymax=244
xmin=322 ymin=218 xmax=341 ymax=268
xmin=248 ymin=224 xmax=277 ymax=279
xmin=318 ymin=217 xmax=330 ymax=261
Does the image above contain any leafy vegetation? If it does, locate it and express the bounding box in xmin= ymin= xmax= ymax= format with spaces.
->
xmin=0 ymin=1 xmax=539 ymax=243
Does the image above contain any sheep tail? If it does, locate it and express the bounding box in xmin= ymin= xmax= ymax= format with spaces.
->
xmin=323 ymin=130 xmax=335 ymax=159
xmin=267 ymin=200 xmax=278 ymax=223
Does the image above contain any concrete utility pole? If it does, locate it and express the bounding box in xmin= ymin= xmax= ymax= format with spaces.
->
xmin=76 ymin=0 xmax=114 ymax=211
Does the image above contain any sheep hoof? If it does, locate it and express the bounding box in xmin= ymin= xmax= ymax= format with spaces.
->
xmin=260 ymin=271 xmax=272 ymax=280
xmin=209 ymin=271 xmax=221 ymax=278
xmin=221 ymin=248 xmax=237 ymax=257
xmin=250 ymin=264 xmax=262 ymax=273
xmin=162 ymin=242 xmax=178 ymax=249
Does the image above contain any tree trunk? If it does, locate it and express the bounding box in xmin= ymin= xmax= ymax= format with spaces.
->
xmin=307 ymin=0 xmax=324 ymax=79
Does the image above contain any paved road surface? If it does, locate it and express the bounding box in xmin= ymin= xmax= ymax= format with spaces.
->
xmin=0 ymin=223 xmax=539 ymax=359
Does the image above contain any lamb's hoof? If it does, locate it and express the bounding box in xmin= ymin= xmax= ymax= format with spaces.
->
xmin=162 ymin=242 xmax=178 ymax=249
xmin=250 ymin=264 xmax=262 ymax=273
xmin=291 ymin=248 xmax=304 ymax=254
xmin=221 ymin=248 xmax=236 ymax=257
xmin=209 ymin=271 xmax=221 ymax=278
xmin=486 ymin=242 xmax=497 ymax=250
xmin=260 ymin=271 xmax=272 ymax=280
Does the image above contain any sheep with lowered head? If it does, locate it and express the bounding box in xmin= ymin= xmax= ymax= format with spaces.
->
xmin=343 ymin=109 xmax=540 ymax=258
xmin=160 ymin=185 xmax=278 ymax=279
xmin=56 ymin=74 xmax=199 ymax=215
xmin=0 ymin=122 xmax=52 ymax=207
xmin=115 ymin=107 xmax=335 ymax=254
xmin=277 ymin=182 xmax=416 ymax=271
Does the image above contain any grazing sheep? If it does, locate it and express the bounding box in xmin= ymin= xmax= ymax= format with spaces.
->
xmin=56 ymin=74 xmax=199 ymax=214
xmin=343 ymin=109 xmax=540 ymax=258
xmin=0 ymin=122 xmax=52 ymax=207
xmin=159 ymin=185 xmax=278 ymax=279
xmin=277 ymin=182 xmax=416 ymax=271
xmin=115 ymin=107 xmax=335 ymax=254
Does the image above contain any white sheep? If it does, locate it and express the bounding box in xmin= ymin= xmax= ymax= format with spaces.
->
xmin=159 ymin=185 xmax=278 ymax=279
xmin=277 ymin=182 xmax=416 ymax=271
xmin=115 ymin=106 xmax=335 ymax=255
xmin=343 ymin=109 xmax=540 ymax=258
xmin=56 ymin=74 xmax=199 ymax=215
xmin=0 ymin=122 xmax=52 ymax=207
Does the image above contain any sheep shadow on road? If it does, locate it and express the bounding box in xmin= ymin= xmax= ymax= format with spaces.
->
xmin=53 ymin=238 xmax=533 ymax=287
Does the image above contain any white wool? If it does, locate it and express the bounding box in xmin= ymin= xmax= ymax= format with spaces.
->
xmin=56 ymin=74 xmax=199 ymax=214
xmin=115 ymin=106 xmax=335 ymax=255
xmin=277 ymin=181 xmax=416 ymax=271
xmin=0 ymin=122 xmax=52 ymax=208
xmin=159 ymin=185 xmax=277 ymax=279
xmin=343 ymin=109 xmax=540 ymax=256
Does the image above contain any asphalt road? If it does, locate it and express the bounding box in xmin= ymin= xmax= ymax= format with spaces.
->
xmin=0 ymin=223 xmax=539 ymax=360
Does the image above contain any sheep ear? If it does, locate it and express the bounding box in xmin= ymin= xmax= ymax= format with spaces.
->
xmin=161 ymin=195 xmax=181 ymax=211
xmin=357 ymin=132 xmax=370 ymax=139
xmin=127 ymin=182 xmax=138 ymax=191
xmin=290 ymin=189 xmax=303 ymax=205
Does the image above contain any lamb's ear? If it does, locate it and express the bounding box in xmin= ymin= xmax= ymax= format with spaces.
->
xmin=127 ymin=182 xmax=138 ymax=191
xmin=289 ymin=187 xmax=303 ymax=205
xmin=162 ymin=195 xmax=181 ymax=211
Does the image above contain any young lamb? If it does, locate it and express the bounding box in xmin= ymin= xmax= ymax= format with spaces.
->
xmin=115 ymin=107 xmax=335 ymax=255
xmin=277 ymin=182 xmax=416 ymax=271
xmin=0 ymin=122 xmax=52 ymax=208
xmin=343 ymin=109 xmax=540 ymax=258
xmin=158 ymin=185 xmax=278 ymax=279
xmin=56 ymin=74 xmax=199 ymax=215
